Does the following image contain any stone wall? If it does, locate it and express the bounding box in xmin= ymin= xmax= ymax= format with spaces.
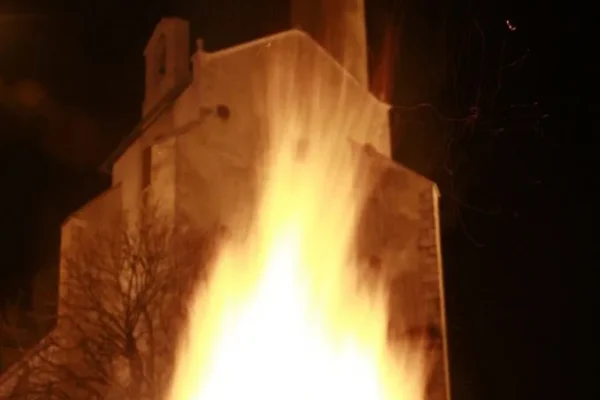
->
xmin=417 ymin=186 xmax=450 ymax=400
xmin=192 ymin=29 xmax=390 ymax=157
xmin=356 ymin=144 xmax=449 ymax=400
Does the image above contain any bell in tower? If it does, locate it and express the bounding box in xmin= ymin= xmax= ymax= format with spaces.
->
xmin=143 ymin=17 xmax=191 ymax=115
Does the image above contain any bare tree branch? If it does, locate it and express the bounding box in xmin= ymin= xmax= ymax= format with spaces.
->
xmin=1 ymin=202 xmax=221 ymax=399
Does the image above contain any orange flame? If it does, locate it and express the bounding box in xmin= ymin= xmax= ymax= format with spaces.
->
xmin=166 ymin=36 xmax=426 ymax=400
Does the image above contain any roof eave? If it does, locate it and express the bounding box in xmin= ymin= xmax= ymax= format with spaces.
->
xmin=98 ymin=80 xmax=190 ymax=174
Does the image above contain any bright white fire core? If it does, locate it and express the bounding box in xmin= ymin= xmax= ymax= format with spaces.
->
xmin=166 ymin=36 xmax=427 ymax=400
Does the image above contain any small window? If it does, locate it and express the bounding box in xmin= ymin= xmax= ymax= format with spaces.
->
xmin=216 ymin=104 xmax=231 ymax=120
xmin=142 ymin=147 xmax=152 ymax=190
xmin=156 ymin=34 xmax=167 ymax=79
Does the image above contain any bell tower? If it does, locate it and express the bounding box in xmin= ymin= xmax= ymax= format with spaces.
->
xmin=143 ymin=17 xmax=191 ymax=115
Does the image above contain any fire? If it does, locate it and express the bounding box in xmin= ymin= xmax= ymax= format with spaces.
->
xmin=166 ymin=37 xmax=427 ymax=400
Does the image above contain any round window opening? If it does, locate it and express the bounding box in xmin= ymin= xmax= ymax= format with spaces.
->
xmin=216 ymin=104 xmax=230 ymax=120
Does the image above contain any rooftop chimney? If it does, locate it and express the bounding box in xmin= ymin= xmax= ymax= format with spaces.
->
xmin=291 ymin=0 xmax=369 ymax=88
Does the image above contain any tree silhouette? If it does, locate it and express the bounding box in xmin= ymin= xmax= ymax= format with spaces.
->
xmin=1 ymin=204 xmax=221 ymax=399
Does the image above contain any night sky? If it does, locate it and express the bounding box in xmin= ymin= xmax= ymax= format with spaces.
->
xmin=0 ymin=1 xmax=569 ymax=400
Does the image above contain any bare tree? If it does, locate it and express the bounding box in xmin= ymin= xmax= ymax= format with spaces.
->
xmin=1 ymin=204 xmax=222 ymax=399
xmin=379 ymin=15 xmax=546 ymax=244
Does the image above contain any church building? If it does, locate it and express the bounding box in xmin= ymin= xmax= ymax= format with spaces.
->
xmin=1 ymin=3 xmax=450 ymax=399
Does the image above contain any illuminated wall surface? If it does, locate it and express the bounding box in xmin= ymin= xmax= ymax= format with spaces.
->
xmin=0 ymin=23 xmax=449 ymax=400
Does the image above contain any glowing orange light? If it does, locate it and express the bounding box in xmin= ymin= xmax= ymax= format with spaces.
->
xmin=166 ymin=36 xmax=427 ymax=400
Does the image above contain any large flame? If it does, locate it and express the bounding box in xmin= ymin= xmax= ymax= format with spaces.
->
xmin=166 ymin=37 xmax=427 ymax=400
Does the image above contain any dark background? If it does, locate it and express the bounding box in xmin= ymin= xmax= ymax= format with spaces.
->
xmin=1 ymin=1 xmax=569 ymax=400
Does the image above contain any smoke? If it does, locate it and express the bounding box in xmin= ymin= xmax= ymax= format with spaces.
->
xmin=10 ymin=80 xmax=47 ymax=108
xmin=0 ymin=77 xmax=107 ymax=168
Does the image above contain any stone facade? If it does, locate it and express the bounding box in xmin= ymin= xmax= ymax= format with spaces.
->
xmin=355 ymin=146 xmax=449 ymax=400
xmin=0 ymin=17 xmax=450 ymax=400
